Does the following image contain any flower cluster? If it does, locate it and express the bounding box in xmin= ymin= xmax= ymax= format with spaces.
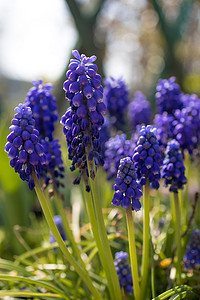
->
xmin=161 ymin=140 xmax=187 ymax=193
xmin=104 ymin=134 xmax=135 ymax=180
xmin=40 ymin=139 xmax=65 ymax=188
xmin=5 ymin=104 xmax=46 ymax=190
xmin=183 ymin=229 xmax=200 ymax=270
xmin=24 ymin=80 xmax=58 ymax=141
xmin=49 ymin=215 xmax=66 ymax=244
xmin=156 ymin=77 xmax=183 ymax=115
xmin=60 ymin=50 xmax=106 ymax=190
xmin=103 ymin=77 xmax=129 ymax=130
xmin=112 ymin=157 xmax=142 ymax=211
xmin=128 ymin=91 xmax=152 ymax=131
xmin=114 ymin=251 xmax=133 ymax=294
xmin=132 ymin=125 xmax=162 ymax=189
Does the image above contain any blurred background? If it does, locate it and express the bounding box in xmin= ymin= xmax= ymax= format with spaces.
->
xmin=0 ymin=0 xmax=200 ymax=257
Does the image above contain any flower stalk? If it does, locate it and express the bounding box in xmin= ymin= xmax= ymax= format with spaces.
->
xmin=32 ymin=171 xmax=102 ymax=300
xmin=126 ymin=204 xmax=140 ymax=300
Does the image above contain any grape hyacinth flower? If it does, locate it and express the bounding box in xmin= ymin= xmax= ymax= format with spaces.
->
xmin=153 ymin=112 xmax=175 ymax=155
xmin=114 ymin=251 xmax=133 ymax=294
xmin=49 ymin=215 xmax=67 ymax=244
xmin=104 ymin=77 xmax=129 ymax=130
xmin=156 ymin=77 xmax=183 ymax=115
xmin=132 ymin=125 xmax=163 ymax=189
xmin=128 ymin=91 xmax=152 ymax=131
xmin=161 ymin=140 xmax=187 ymax=193
xmin=104 ymin=134 xmax=135 ymax=180
xmin=40 ymin=139 xmax=65 ymax=189
xmin=24 ymin=80 xmax=58 ymax=141
xmin=5 ymin=104 xmax=46 ymax=190
xmin=112 ymin=157 xmax=142 ymax=211
xmin=60 ymin=50 xmax=106 ymax=191
xmin=184 ymin=229 xmax=200 ymax=270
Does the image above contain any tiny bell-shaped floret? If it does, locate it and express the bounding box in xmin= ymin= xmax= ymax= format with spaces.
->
xmin=183 ymin=229 xmax=200 ymax=271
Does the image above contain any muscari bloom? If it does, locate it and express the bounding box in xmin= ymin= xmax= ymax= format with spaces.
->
xmin=24 ymin=80 xmax=58 ymax=141
xmin=25 ymin=80 xmax=65 ymax=188
xmin=156 ymin=77 xmax=183 ymax=115
xmin=128 ymin=91 xmax=152 ymax=131
xmin=49 ymin=215 xmax=66 ymax=244
xmin=114 ymin=251 xmax=133 ymax=294
xmin=104 ymin=134 xmax=135 ymax=180
xmin=112 ymin=157 xmax=142 ymax=211
xmin=60 ymin=50 xmax=106 ymax=191
xmin=103 ymin=77 xmax=129 ymax=130
xmin=40 ymin=139 xmax=65 ymax=188
xmin=132 ymin=125 xmax=163 ymax=189
xmin=5 ymin=104 xmax=46 ymax=190
xmin=183 ymin=229 xmax=200 ymax=271
xmin=161 ymin=140 xmax=187 ymax=193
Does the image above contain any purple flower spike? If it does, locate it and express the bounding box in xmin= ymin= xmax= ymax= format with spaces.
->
xmin=132 ymin=125 xmax=162 ymax=189
xmin=60 ymin=50 xmax=106 ymax=191
xmin=183 ymin=229 xmax=200 ymax=270
xmin=161 ymin=140 xmax=186 ymax=193
xmin=5 ymin=104 xmax=46 ymax=189
xmin=128 ymin=91 xmax=152 ymax=131
xmin=114 ymin=251 xmax=133 ymax=294
xmin=104 ymin=77 xmax=129 ymax=130
xmin=24 ymin=80 xmax=58 ymax=141
xmin=112 ymin=157 xmax=142 ymax=211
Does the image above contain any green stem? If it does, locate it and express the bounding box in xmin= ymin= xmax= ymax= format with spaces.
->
xmin=126 ymin=204 xmax=140 ymax=300
xmin=53 ymin=189 xmax=85 ymax=269
xmin=83 ymin=188 xmax=116 ymax=300
xmin=32 ymin=171 xmax=102 ymax=300
xmin=87 ymin=164 xmax=122 ymax=300
xmin=141 ymin=180 xmax=150 ymax=299
xmin=184 ymin=153 xmax=190 ymax=225
xmin=174 ymin=192 xmax=182 ymax=285
xmin=0 ymin=291 xmax=65 ymax=298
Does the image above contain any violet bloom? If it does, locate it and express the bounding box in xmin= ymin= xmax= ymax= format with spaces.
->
xmin=112 ymin=157 xmax=142 ymax=211
xmin=104 ymin=77 xmax=129 ymax=130
xmin=114 ymin=251 xmax=133 ymax=294
xmin=128 ymin=91 xmax=152 ymax=131
xmin=132 ymin=125 xmax=163 ymax=189
xmin=60 ymin=50 xmax=106 ymax=191
xmin=5 ymin=104 xmax=46 ymax=190
xmin=156 ymin=77 xmax=183 ymax=115
xmin=161 ymin=140 xmax=187 ymax=193
xmin=24 ymin=80 xmax=58 ymax=141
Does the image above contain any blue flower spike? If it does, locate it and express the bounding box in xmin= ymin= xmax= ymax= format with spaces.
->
xmin=61 ymin=50 xmax=106 ymax=191
xmin=114 ymin=251 xmax=133 ymax=295
xmin=161 ymin=139 xmax=187 ymax=193
xmin=5 ymin=104 xmax=46 ymax=190
xmin=132 ymin=125 xmax=163 ymax=189
xmin=112 ymin=157 xmax=142 ymax=211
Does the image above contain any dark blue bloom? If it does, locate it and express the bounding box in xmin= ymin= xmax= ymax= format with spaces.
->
xmin=183 ymin=229 xmax=200 ymax=270
xmin=49 ymin=215 xmax=66 ymax=244
xmin=60 ymin=50 xmax=106 ymax=191
xmin=112 ymin=157 xmax=142 ymax=211
xmin=128 ymin=91 xmax=152 ymax=131
xmin=132 ymin=125 xmax=163 ymax=189
xmin=114 ymin=251 xmax=133 ymax=294
xmin=156 ymin=77 xmax=183 ymax=115
xmin=154 ymin=112 xmax=175 ymax=155
xmin=5 ymin=104 xmax=46 ymax=190
xmin=104 ymin=134 xmax=135 ymax=180
xmin=40 ymin=139 xmax=65 ymax=188
xmin=103 ymin=77 xmax=129 ymax=130
xmin=24 ymin=80 xmax=58 ymax=141
xmin=161 ymin=140 xmax=187 ymax=193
